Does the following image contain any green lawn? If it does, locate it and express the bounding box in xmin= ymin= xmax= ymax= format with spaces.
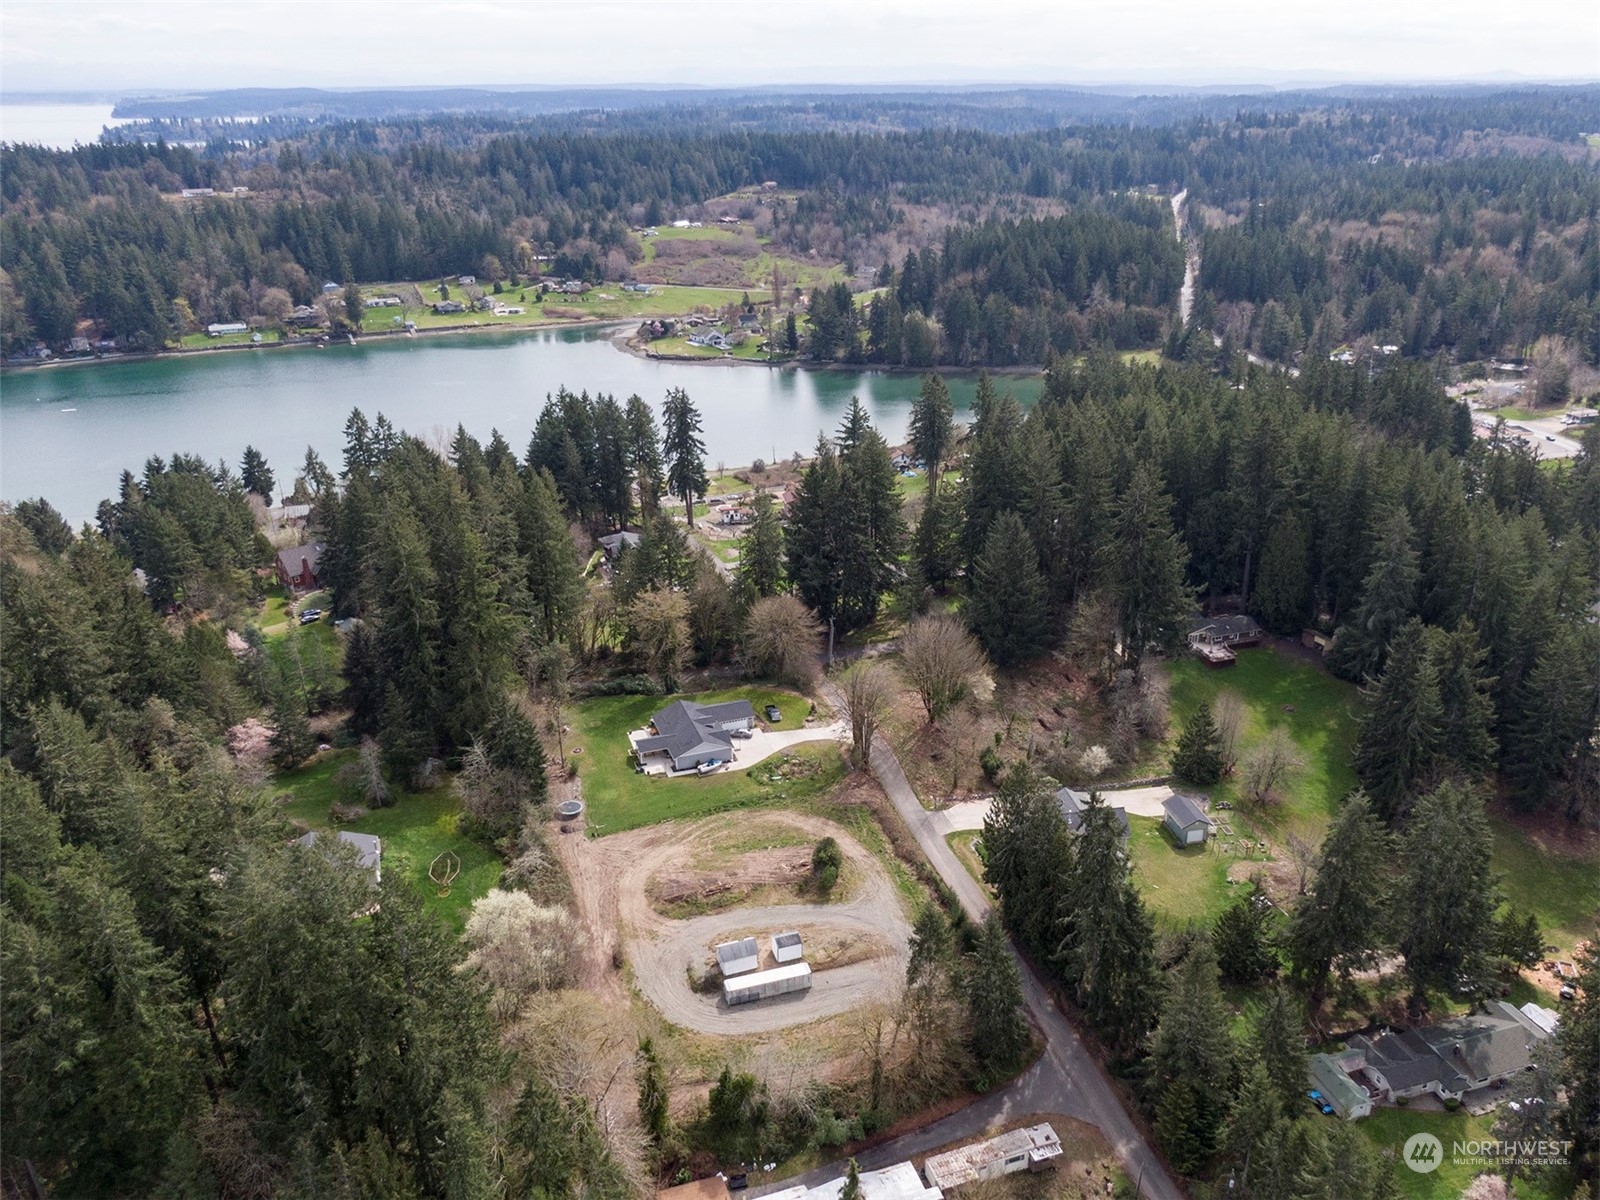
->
xmin=1126 ymin=815 xmax=1236 ymax=928
xmin=1357 ymin=1107 xmax=1572 ymax=1200
xmin=1489 ymin=817 xmax=1600 ymax=954
xmin=274 ymin=751 xmax=501 ymax=931
xmin=1164 ymin=647 xmax=1361 ymax=843
xmin=569 ymin=686 xmax=844 ymax=834
xmin=177 ymin=330 xmax=280 ymax=349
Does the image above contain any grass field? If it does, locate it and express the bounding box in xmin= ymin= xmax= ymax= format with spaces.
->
xmin=1164 ymin=647 xmax=1361 ymax=843
xmin=1490 ymin=817 xmax=1600 ymax=953
xmin=1127 ymin=815 xmax=1236 ymax=928
xmin=274 ymin=751 xmax=501 ymax=930
xmin=1357 ymin=1107 xmax=1572 ymax=1200
xmin=569 ymin=686 xmax=845 ymax=834
xmin=177 ymin=329 xmax=281 ymax=349
xmin=355 ymin=282 xmax=755 ymax=335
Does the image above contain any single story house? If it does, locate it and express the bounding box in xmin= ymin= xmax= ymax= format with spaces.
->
xmin=714 ymin=936 xmax=761 ymax=977
xmin=1188 ymin=613 xmax=1263 ymax=666
xmin=633 ymin=698 xmax=756 ymax=772
xmin=275 ymin=542 xmax=324 ymax=592
xmin=1055 ymin=787 xmax=1130 ymax=840
xmin=737 ymin=313 xmax=762 ymax=330
xmin=1339 ymin=1001 xmax=1552 ymax=1104
xmin=687 ymin=331 xmax=732 ymax=351
xmin=1162 ymin=793 xmax=1214 ymax=845
xmin=1308 ymin=1052 xmax=1374 ymax=1120
xmin=598 ymin=530 xmax=642 ymax=559
xmin=207 ymin=322 xmax=249 ymax=336
xmin=433 ymin=300 xmax=466 ymax=314
xmin=287 ymin=305 xmax=325 ymax=328
xmin=772 ymin=931 xmax=804 ymax=963
xmin=923 ymin=1124 xmax=1063 ymax=1189
xmin=296 ymin=830 xmax=382 ymax=883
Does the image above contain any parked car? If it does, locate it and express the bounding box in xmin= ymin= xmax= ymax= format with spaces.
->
xmin=731 ymin=728 xmax=753 ymax=739
xmin=696 ymin=759 xmax=725 ymax=775
xmin=764 ymin=704 xmax=782 ymax=722
xmin=1307 ymin=1089 xmax=1334 ymax=1116
xmin=298 ymin=608 xmax=323 ymax=625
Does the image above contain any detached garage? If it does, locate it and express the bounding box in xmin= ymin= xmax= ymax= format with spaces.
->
xmin=1163 ymin=793 xmax=1214 ymax=846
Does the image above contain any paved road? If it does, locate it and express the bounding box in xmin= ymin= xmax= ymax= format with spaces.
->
xmin=793 ymin=681 xmax=1185 ymax=1200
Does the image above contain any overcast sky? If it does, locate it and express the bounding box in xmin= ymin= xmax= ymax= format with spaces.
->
xmin=3 ymin=0 xmax=1598 ymax=95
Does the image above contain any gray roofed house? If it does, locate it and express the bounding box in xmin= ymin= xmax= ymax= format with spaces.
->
xmin=1162 ymin=793 xmax=1214 ymax=845
xmin=1340 ymin=1001 xmax=1551 ymax=1103
xmin=1187 ymin=613 xmax=1263 ymax=666
xmin=296 ymin=830 xmax=382 ymax=883
xmin=1055 ymin=787 xmax=1130 ymax=839
xmin=598 ymin=530 xmax=643 ymax=559
xmin=633 ymin=698 xmax=756 ymax=772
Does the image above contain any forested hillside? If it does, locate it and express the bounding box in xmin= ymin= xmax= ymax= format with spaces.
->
xmin=4 ymin=87 xmax=1598 ymax=365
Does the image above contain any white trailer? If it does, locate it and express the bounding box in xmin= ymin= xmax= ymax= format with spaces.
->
xmin=723 ymin=962 xmax=812 ymax=1006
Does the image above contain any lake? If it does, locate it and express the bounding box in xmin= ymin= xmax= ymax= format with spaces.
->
xmin=0 ymin=325 xmax=1040 ymax=524
xmin=0 ymin=103 xmax=128 ymax=149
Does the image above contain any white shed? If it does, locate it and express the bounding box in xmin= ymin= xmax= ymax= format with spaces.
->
xmin=714 ymin=937 xmax=760 ymax=977
xmin=772 ymin=930 xmax=804 ymax=964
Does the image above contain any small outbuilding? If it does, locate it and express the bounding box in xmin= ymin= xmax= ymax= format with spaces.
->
xmin=772 ymin=930 xmax=804 ymax=964
xmin=714 ymin=936 xmax=761 ymax=978
xmin=1162 ymin=793 xmax=1214 ymax=846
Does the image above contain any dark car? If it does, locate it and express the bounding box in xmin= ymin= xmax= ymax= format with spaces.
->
xmin=298 ymin=608 xmax=323 ymax=625
xmin=764 ymin=704 xmax=782 ymax=722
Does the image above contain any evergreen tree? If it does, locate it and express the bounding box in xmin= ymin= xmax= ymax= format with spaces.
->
xmin=1215 ymin=883 xmax=1275 ymax=984
xmin=1556 ymin=943 xmax=1600 ymax=1184
xmin=908 ymin=373 xmax=955 ymax=493
xmin=1328 ymin=507 xmax=1419 ymax=682
xmin=1503 ymin=622 xmax=1600 ymax=814
xmin=240 ymin=445 xmax=275 ymax=501
xmin=1148 ymin=939 xmax=1236 ymax=1155
xmin=1108 ymin=462 xmax=1192 ymax=675
xmin=1221 ymin=1059 xmax=1286 ymax=1198
xmin=1285 ymin=792 xmax=1392 ymax=1003
xmin=840 ymin=1160 xmax=863 ymax=1200
xmin=516 ymin=468 xmax=582 ymax=644
xmin=1427 ymin=619 xmax=1499 ymax=781
xmin=967 ymin=910 xmax=1029 ymax=1077
xmin=1155 ymin=1082 xmax=1207 ymax=1176
xmin=786 ymin=437 xmax=845 ymax=624
xmin=906 ymin=903 xmax=951 ymax=987
xmin=661 ymin=387 xmax=708 ymax=526
xmin=735 ymin=490 xmax=785 ymax=602
xmin=834 ymin=419 xmax=905 ymax=630
xmin=1172 ymin=699 xmax=1224 ymax=786
xmin=1353 ymin=618 xmax=1443 ymax=823
xmin=1249 ymin=987 xmax=1308 ymax=1116
xmin=1251 ymin=510 xmax=1311 ymax=634
xmin=914 ymin=485 xmax=964 ymax=592
xmin=968 ymin=511 xmax=1049 ymax=665
xmin=268 ymin=681 xmax=314 ymax=769
xmin=636 ymin=1037 xmax=670 ymax=1148
xmin=1397 ymin=783 xmax=1497 ymax=1004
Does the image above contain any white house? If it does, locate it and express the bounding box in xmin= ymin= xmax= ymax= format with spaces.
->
xmin=923 ymin=1124 xmax=1063 ymax=1188
xmin=206 ymin=322 xmax=249 ymax=336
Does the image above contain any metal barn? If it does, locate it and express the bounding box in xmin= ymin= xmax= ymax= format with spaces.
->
xmin=722 ymin=962 xmax=812 ymax=1006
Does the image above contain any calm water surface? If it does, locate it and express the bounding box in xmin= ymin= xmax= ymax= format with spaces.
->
xmin=0 ymin=326 xmax=1040 ymax=524
xmin=0 ymin=103 xmax=128 ymax=148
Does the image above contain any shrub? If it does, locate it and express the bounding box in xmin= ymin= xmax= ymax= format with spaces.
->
xmin=812 ymin=837 xmax=844 ymax=894
xmin=979 ymin=744 xmax=1004 ymax=783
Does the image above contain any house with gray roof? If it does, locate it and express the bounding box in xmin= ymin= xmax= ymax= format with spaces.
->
xmin=632 ymin=698 xmax=756 ymax=772
xmin=1162 ymin=793 xmax=1214 ymax=845
xmin=295 ymin=830 xmax=382 ymax=884
xmin=1339 ymin=1001 xmax=1552 ymax=1104
xmin=1055 ymin=787 xmax=1130 ymax=840
xmin=598 ymin=530 xmax=642 ymax=559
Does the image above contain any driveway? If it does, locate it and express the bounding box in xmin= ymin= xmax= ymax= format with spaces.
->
xmin=934 ymin=784 xmax=1175 ymax=834
xmin=737 ymin=721 xmax=845 ymax=770
xmin=809 ymin=681 xmax=1184 ymax=1200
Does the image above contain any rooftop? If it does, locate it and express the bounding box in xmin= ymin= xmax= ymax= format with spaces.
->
xmin=714 ymin=936 xmax=760 ymax=974
xmin=765 ymin=1161 xmax=940 ymax=1200
xmin=1163 ymin=793 xmax=1213 ymax=829
xmin=923 ymin=1124 xmax=1063 ymax=1189
xmin=1055 ymin=787 xmax=1130 ymax=838
xmin=634 ymin=698 xmax=756 ymax=764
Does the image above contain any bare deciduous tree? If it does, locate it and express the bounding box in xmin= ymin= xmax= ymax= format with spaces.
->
xmin=623 ymin=587 xmax=691 ymax=692
xmin=1212 ymin=689 xmax=1245 ymax=774
xmin=899 ymin=614 xmax=989 ymax=724
xmin=838 ymin=660 xmax=896 ymax=766
xmin=336 ymin=735 xmax=391 ymax=807
xmin=1240 ymin=726 xmax=1305 ymax=807
xmin=1067 ymin=590 xmax=1121 ymax=686
xmin=742 ymin=594 xmax=823 ymax=687
xmin=1285 ymin=831 xmax=1316 ymax=895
